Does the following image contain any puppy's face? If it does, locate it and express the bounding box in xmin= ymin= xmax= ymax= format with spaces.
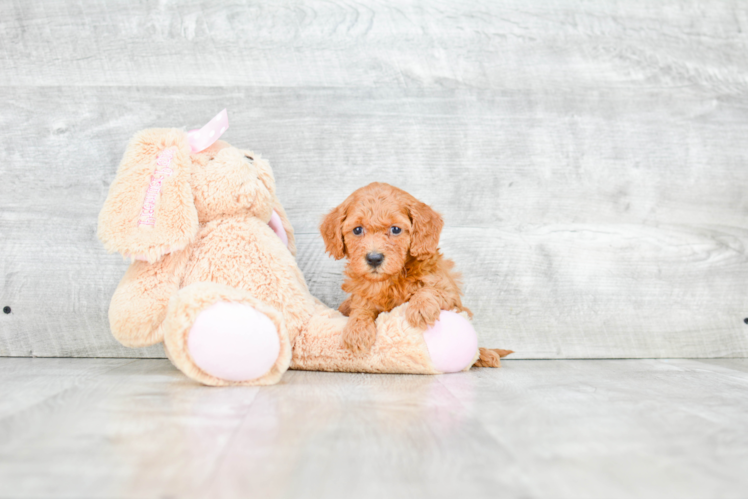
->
xmin=341 ymin=200 xmax=413 ymax=281
xmin=321 ymin=183 xmax=444 ymax=281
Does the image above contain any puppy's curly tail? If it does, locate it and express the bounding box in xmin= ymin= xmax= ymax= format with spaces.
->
xmin=473 ymin=347 xmax=514 ymax=368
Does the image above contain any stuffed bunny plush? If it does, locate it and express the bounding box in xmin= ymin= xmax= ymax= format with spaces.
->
xmin=98 ymin=127 xmax=506 ymax=386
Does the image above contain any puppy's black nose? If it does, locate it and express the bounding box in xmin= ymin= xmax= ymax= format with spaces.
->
xmin=365 ymin=252 xmax=384 ymax=268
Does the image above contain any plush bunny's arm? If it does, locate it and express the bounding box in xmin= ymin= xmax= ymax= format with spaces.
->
xmin=109 ymin=248 xmax=192 ymax=348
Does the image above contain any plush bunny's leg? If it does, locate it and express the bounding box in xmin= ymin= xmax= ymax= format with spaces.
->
xmin=421 ymin=310 xmax=479 ymax=373
xmin=188 ymin=302 xmax=280 ymax=381
xmin=163 ymin=282 xmax=291 ymax=386
xmin=291 ymin=302 xmax=479 ymax=374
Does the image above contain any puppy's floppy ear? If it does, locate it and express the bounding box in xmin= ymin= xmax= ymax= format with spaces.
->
xmin=320 ymin=198 xmax=350 ymax=260
xmin=98 ymin=128 xmax=198 ymax=263
xmin=408 ymin=198 xmax=444 ymax=260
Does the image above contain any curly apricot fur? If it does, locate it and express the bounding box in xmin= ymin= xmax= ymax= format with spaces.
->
xmin=321 ymin=183 xmax=472 ymax=354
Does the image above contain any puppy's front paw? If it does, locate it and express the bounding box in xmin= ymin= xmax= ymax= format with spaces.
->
xmin=338 ymin=297 xmax=352 ymax=317
xmin=342 ymin=317 xmax=377 ymax=354
xmin=406 ymin=294 xmax=442 ymax=329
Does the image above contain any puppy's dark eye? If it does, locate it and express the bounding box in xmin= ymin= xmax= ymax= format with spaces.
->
xmin=390 ymin=226 xmax=402 ymax=235
xmin=352 ymin=226 xmax=363 ymax=236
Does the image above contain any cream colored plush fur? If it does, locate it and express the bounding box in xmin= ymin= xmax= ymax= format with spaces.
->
xmin=98 ymin=128 xmax=469 ymax=386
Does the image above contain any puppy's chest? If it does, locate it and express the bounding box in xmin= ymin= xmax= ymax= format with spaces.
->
xmin=358 ymin=278 xmax=421 ymax=312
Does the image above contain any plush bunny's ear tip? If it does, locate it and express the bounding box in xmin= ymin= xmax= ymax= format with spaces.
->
xmin=98 ymin=128 xmax=198 ymax=261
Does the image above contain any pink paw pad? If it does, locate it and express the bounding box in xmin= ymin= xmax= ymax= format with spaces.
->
xmin=188 ymin=301 xmax=280 ymax=382
xmin=422 ymin=310 xmax=478 ymax=373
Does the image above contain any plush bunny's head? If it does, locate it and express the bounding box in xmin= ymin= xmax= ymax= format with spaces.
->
xmin=98 ymin=128 xmax=295 ymax=263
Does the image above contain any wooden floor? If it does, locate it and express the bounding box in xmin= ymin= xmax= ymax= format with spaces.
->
xmin=0 ymin=359 xmax=746 ymax=498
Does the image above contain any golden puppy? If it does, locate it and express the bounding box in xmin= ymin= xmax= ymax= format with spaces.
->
xmin=321 ymin=182 xmax=474 ymax=355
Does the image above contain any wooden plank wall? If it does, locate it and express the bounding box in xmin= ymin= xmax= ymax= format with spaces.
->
xmin=1 ymin=0 xmax=747 ymax=358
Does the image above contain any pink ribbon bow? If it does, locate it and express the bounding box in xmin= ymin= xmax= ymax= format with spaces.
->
xmin=187 ymin=109 xmax=229 ymax=153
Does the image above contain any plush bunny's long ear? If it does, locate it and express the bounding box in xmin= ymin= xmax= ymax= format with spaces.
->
xmin=98 ymin=128 xmax=198 ymax=263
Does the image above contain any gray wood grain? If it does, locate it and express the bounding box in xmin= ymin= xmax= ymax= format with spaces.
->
xmin=1 ymin=358 xmax=747 ymax=497
xmin=0 ymin=358 xmax=134 ymax=420
xmin=2 ymin=0 xmax=747 ymax=90
xmin=444 ymin=358 xmax=748 ymax=498
xmin=1 ymin=0 xmax=748 ymax=358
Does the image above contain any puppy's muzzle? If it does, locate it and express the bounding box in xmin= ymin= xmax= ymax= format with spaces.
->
xmin=365 ymin=252 xmax=385 ymax=268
